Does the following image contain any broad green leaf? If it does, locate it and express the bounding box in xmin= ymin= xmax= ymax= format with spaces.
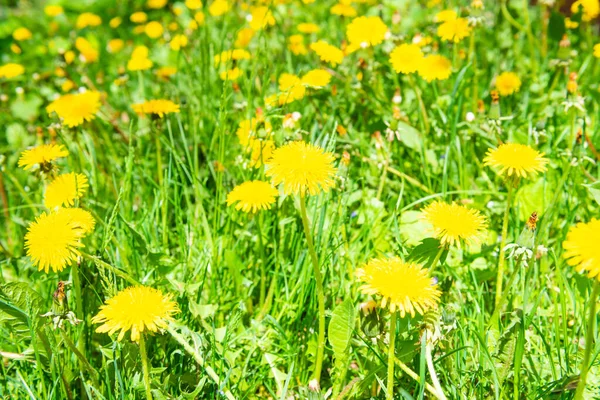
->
xmin=328 ymin=298 xmax=355 ymax=358
xmin=399 ymin=210 xmax=431 ymax=247
xmin=407 ymin=238 xmax=447 ymax=268
xmin=10 ymin=96 xmax=43 ymax=121
xmin=395 ymin=121 xmax=422 ymax=150
xmin=514 ymin=178 xmax=553 ymax=221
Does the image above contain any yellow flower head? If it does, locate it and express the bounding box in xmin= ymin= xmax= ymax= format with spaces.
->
xmin=310 ymin=40 xmax=344 ymax=67
xmin=595 ymin=44 xmax=600 ymax=58
xmin=25 ymin=211 xmax=85 ymax=273
xmin=435 ymin=9 xmax=457 ymax=22
xmin=147 ymin=0 xmax=168 ymax=8
xmin=127 ymin=46 xmax=153 ymax=71
xmin=214 ymin=49 xmax=251 ymax=65
xmin=421 ymin=201 xmax=488 ymax=248
xmin=44 ymin=5 xmax=64 ymax=17
xmin=109 ymin=17 xmax=122 ymax=28
xmin=249 ymin=6 xmax=275 ymax=31
xmin=247 ymin=138 xmax=275 ymax=167
xmin=186 ymin=0 xmax=203 ymax=9
xmin=170 ymin=34 xmax=189 ymax=51
xmin=356 ymin=257 xmax=441 ymax=317
xmin=288 ymin=34 xmax=308 ymax=55
xmin=495 ymin=72 xmax=522 ymax=96
xmin=57 ymin=207 xmax=96 ymax=234
xmin=298 ymin=23 xmax=319 ymax=34
xmin=563 ymin=219 xmax=600 ymax=280
xmin=346 ymin=16 xmax=388 ymax=48
xmin=483 ymin=143 xmax=548 ymax=178
xmin=92 ymin=286 xmax=179 ymax=342
xmin=301 ymin=69 xmax=332 ymax=88
xmin=220 ymin=67 xmax=242 ymax=81
xmin=145 ymin=21 xmax=164 ymax=38
xmin=75 ymin=37 xmax=99 ymax=63
xmin=235 ymin=28 xmax=255 ymax=47
xmin=418 ymin=55 xmax=452 ymax=82
xmin=331 ymin=2 xmax=357 ymax=17
xmin=156 ymin=66 xmax=177 ymax=78
xmin=437 ymin=17 xmax=472 ymax=43
xmin=226 ymin=180 xmax=278 ymax=213
xmin=132 ymin=99 xmax=180 ymax=117
xmin=13 ymin=27 xmax=32 ymax=41
xmin=107 ymin=39 xmax=125 ymax=53
xmin=571 ymin=0 xmax=600 ymax=22
xmin=47 ymin=91 xmax=101 ymax=128
xmin=18 ymin=144 xmax=69 ymax=171
xmin=265 ymin=141 xmax=337 ymax=196
xmin=130 ymin=11 xmax=148 ymax=24
xmin=44 ymin=173 xmax=89 ymax=209
xmin=236 ymin=118 xmax=272 ymax=146
xmin=0 ymin=63 xmax=25 ymax=79
xmin=390 ymin=44 xmax=423 ymax=74
xmin=209 ymin=0 xmax=230 ymax=16
xmin=76 ymin=12 xmax=102 ymax=29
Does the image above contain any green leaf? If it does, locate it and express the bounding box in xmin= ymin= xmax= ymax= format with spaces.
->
xmin=514 ymin=178 xmax=553 ymax=221
xmin=399 ymin=210 xmax=431 ymax=247
xmin=548 ymin=12 xmax=565 ymax=42
xmin=408 ymin=238 xmax=447 ymax=268
xmin=328 ymin=299 xmax=355 ymax=359
xmin=395 ymin=121 xmax=422 ymax=150
xmin=584 ymin=182 xmax=600 ymax=206
xmin=10 ymin=96 xmax=43 ymax=122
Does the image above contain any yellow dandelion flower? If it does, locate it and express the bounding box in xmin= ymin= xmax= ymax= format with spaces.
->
xmin=301 ymin=69 xmax=331 ymax=88
xmin=437 ymin=17 xmax=472 ymax=43
xmin=572 ymin=0 xmax=600 ymax=22
xmin=44 ymin=173 xmax=89 ymax=209
xmin=214 ymin=49 xmax=251 ymax=65
xmin=92 ymin=286 xmax=179 ymax=342
xmin=249 ymin=6 xmax=275 ymax=31
xmin=483 ymin=143 xmax=548 ymax=178
xmin=156 ymin=66 xmax=177 ymax=78
xmin=76 ymin=12 xmax=102 ymax=29
xmin=11 ymin=44 xmax=21 ymax=55
xmin=145 ymin=21 xmax=164 ymax=38
xmin=594 ymin=44 xmax=600 ymax=58
xmin=418 ymin=55 xmax=452 ymax=82
xmin=109 ymin=17 xmax=122 ymax=28
xmin=209 ymin=0 xmax=230 ymax=16
xmin=0 ymin=63 xmax=25 ymax=79
xmin=330 ymin=3 xmax=357 ymax=17
xmin=57 ymin=207 xmax=96 ymax=234
xmin=563 ymin=219 xmax=600 ymax=280
xmin=298 ymin=23 xmax=319 ymax=34
xmin=265 ymin=141 xmax=337 ymax=196
xmin=47 ymin=91 xmax=101 ymax=128
xmin=226 ymin=180 xmax=278 ymax=213
xmin=194 ymin=11 xmax=206 ymax=26
xmin=170 ymin=34 xmax=188 ymax=51
xmin=18 ymin=144 xmax=69 ymax=171
xmin=186 ymin=0 xmax=203 ymax=9
xmin=236 ymin=118 xmax=272 ymax=146
xmin=132 ymin=99 xmax=180 ymax=117
xmin=75 ymin=37 xmax=99 ymax=63
xmin=435 ymin=9 xmax=457 ymax=23
xmin=248 ymin=138 xmax=275 ymax=167
xmin=288 ymin=35 xmax=308 ymax=55
xmin=130 ymin=11 xmax=148 ymax=24
xmin=235 ymin=28 xmax=255 ymax=47
xmin=25 ymin=211 xmax=84 ymax=273
xmin=107 ymin=39 xmax=125 ymax=53
xmin=220 ymin=67 xmax=242 ymax=81
xmin=421 ymin=201 xmax=488 ymax=248
xmin=13 ymin=27 xmax=32 ymax=41
xmin=147 ymin=0 xmax=168 ymax=8
xmin=310 ymin=40 xmax=344 ymax=67
xmin=127 ymin=46 xmax=153 ymax=71
xmin=356 ymin=257 xmax=441 ymax=317
xmin=346 ymin=16 xmax=388 ymax=48
xmin=44 ymin=5 xmax=64 ymax=17
xmin=495 ymin=72 xmax=522 ymax=96
xmin=389 ymin=44 xmax=423 ymax=74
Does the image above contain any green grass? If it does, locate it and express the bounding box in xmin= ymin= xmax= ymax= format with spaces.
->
xmin=1 ymin=0 xmax=600 ymax=398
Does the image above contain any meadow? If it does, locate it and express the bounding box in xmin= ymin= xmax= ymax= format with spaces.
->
xmin=1 ymin=0 xmax=600 ymax=398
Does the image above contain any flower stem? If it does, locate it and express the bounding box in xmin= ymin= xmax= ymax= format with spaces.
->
xmin=575 ymin=281 xmax=600 ymax=400
xmin=71 ymin=261 xmax=85 ymax=355
xmin=139 ymin=334 xmax=153 ymax=400
xmin=386 ymin=311 xmax=397 ymax=400
xmin=426 ymin=342 xmax=447 ymax=400
xmin=429 ymin=246 xmax=445 ymax=275
xmin=494 ymin=184 xmax=514 ymax=308
xmin=299 ymin=195 xmax=326 ymax=383
xmin=408 ymin=75 xmax=430 ymax=133
xmin=256 ymin=213 xmax=267 ymax=307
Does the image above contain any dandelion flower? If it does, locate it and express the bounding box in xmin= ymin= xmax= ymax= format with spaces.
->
xmin=288 ymin=35 xmax=308 ymax=55
xmin=18 ymin=144 xmax=69 ymax=171
xmin=127 ymin=46 xmax=153 ymax=71
xmin=356 ymin=257 xmax=441 ymax=317
xmin=421 ymin=201 xmax=488 ymax=248
xmin=418 ymin=55 xmax=452 ymax=82
xmin=214 ymin=49 xmax=251 ymax=65
xmin=25 ymin=211 xmax=84 ymax=273
xmin=47 ymin=91 xmax=101 ymax=127
xmin=13 ymin=28 xmax=32 ymax=41
xmin=310 ymin=40 xmax=344 ymax=67
xmin=0 ymin=63 xmax=25 ymax=79
xmin=156 ymin=66 xmax=177 ymax=78
xmin=346 ymin=16 xmax=388 ymax=48
xmin=390 ymin=44 xmax=423 ymax=74
xmin=247 ymin=138 xmax=275 ymax=167
xmin=571 ymin=0 xmax=600 ymax=22
xmin=249 ymin=6 xmax=275 ymax=31
xmin=145 ymin=21 xmax=164 ymax=38
xmin=437 ymin=17 xmax=472 ymax=43
xmin=92 ymin=286 xmax=179 ymax=342
xmin=132 ymin=99 xmax=180 ymax=117
xmin=265 ymin=141 xmax=337 ymax=196
xmin=44 ymin=5 xmax=64 ymax=17
xmin=186 ymin=0 xmax=203 ymax=9
xmin=595 ymin=44 xmax=600 ymax=58
xmin=301 ymin=69 xmax=331 ymax=88
xmin=170 ymin=34 xmax=188 ymax=51
xmin=226 ymin=180 xmax=278 ymax=213
xmin=298 ymin=23 xmax=319 ymax=34
xmin=235 ymin=28 xmax=255 ymax=47
xmin=107 ymin=39 xmax=125 ymax=53
xmin=220 ymin=67 xmax=242 ymax=81
xmin=563 ymin=219 xmax=600 ymax=279
xmin=147 ymin=0 xmax=168 ymax=8
xmin=44 ymin=173 xmax=89 ymax=209
xmin=483 ymin=143 xmax=548 ymax=178
xmin=331 ymin=2 xmax=357 ymax=17
xmin=236 ymin=118 xmax=272 ymax=146
xmin=209 ymin=0 xmax=230 ymax=16
xmin=75 ymin=37 xmax=99 ymax=63
xmin=130 ymin=11 xmax=148 ymax=24
xmin=76 ymin=12 xmax=102 ymax=29
xmin=57 ymin=207 xmax=96 ymax=234
xmin=495 ymin=72 xmax=522 ymax=96
xmin=435 ymin=9 xmax=457 ymax=22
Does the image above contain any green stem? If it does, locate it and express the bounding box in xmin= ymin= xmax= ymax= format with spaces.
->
xmin=575 ymin=281 xmax=600 ymax=400
xmin=59 ymin=330 xmax=99 ymax=385
xmin=299 ymin=195 xmax=326 ymax=384
xmin=155 ymin=132 xmax=168 ymax=250
xmin=408 ymin=75 xmax=430 ymax=133
xmin=489 ymin=253 xmax=523 ymax=328
xmin=256 ymin=213 xmax=267 ymax=307
xmin=426 ymin=343 xmax=447 ymax=400
xmin=139 ymin=334 xmax=153 ymax=400
xmin=386 ymin=312 xmax=397 ymax=400
xmin=429 ymin=246 xmax=446 ymax=274
xmin=494 ymin=184 xmax=514 ymax=308
xmin=394 ymin=356 xmax=445 ymax=400
xmin=71 ymin=261 xmax=85 ymax=355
